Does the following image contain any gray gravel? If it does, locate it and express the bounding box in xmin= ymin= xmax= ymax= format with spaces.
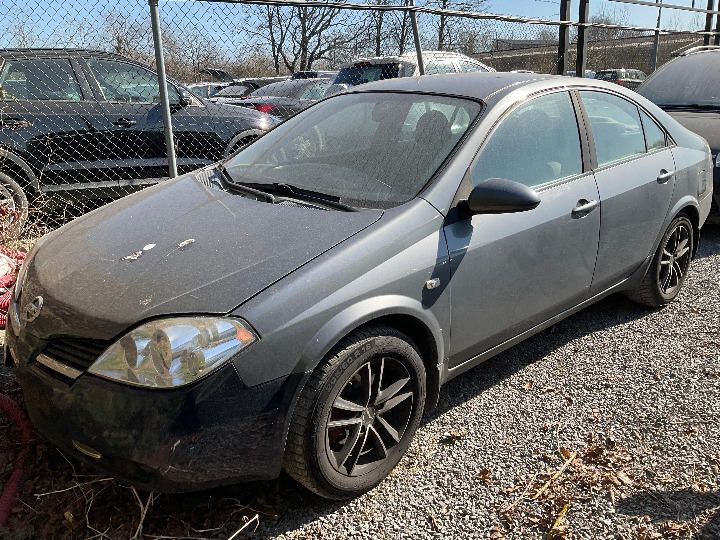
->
xmin=259 ymin=225 xmax=720 ymax=540
xmin=1 ymin=227 xmax=718 ymax=539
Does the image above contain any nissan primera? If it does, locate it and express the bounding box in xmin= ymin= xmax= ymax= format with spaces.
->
xmin=6 ymin=73 xmax=713 ymax=500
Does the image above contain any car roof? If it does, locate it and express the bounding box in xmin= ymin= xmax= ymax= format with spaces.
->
xmin=0 ymin=48 xmax=127 ymax=60
xmin=348 ymin=71 xmax=555 ymax=101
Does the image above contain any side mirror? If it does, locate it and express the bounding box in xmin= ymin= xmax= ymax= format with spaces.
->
xmin=463 ymin=178 xmax=541 ymax=215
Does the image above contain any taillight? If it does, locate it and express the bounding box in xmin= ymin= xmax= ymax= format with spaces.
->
xmin=254 ymin=104 xmax=275 ymax=114
xmin=616 ymin=79 xmax=627 ymax=86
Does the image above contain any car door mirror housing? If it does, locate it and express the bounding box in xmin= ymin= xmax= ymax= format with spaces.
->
xmin=462 ymin=178 xmax=541 ymax=215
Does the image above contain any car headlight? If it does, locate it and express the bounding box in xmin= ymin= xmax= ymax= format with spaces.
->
xmin=715 ymin=153 xmax=720 ymax=168
xmin=15 ymin=233 xmax=50 ymax=300
xmin=88 ymin=317 xmax=256 ymax=388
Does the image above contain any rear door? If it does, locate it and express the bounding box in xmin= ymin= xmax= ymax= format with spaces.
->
xmin=578 ymin=90 xmax=676 ymax=293
xmin=444 ymin=90 xmax=600 ymax=367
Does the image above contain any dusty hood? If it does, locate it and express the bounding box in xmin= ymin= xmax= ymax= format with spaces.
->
xmin=24 ymin=174 xmax=382 ymax=339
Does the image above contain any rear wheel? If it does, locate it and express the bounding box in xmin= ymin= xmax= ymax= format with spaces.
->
xmin=284 ymin=326 xmax=426 ymax=500
xmin=627 ymin=214 xmax=694 ymax=307
xmin=0 ymin=172 xmax=28 ymax=240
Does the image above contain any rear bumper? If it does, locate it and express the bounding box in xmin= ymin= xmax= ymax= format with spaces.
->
xmin=7 ymin=328 xmax=300 ymax=492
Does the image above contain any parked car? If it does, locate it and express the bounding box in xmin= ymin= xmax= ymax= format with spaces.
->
xmin=638 ymin=46 xmax=720 ymax=219
xmin=211 ymin=76 xmax=291 ymax=101
xmin=566 ymin=69 xmax=596 ymax=78
xmin=292 ymin=70 xmax=337 ymax=80
xmin=187 ymin=81 xmax=229 ymax=99
xmin=0 ymin=49 xmax=278 ymax=235
xmin=231 ymin=78 xmax=332 ymax=119
xmin=325 ymin=51 xmax=494 ymax=95
xmin=594 ymin=68 xmax=646 ymax=89
xmin=8 ymin=73 xmax=712 ymax=501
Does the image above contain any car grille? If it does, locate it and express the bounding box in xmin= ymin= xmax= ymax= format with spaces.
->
xmin=43 ymin=338 xmax=112 ymax=372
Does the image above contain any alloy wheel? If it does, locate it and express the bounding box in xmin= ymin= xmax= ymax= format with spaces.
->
xmin=658 ymin=221 xmax=692 ymax=295
xmin=325 ymin=356 xmax=415 ymax=477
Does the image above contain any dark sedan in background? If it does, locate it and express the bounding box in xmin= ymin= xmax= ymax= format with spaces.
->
xmin=233 ymin=78 xmax=332 ymax=118
xmin=7 ymin=73 xmax=712 ymax=502
xmin=639 ymin=46 xmax=720 ymax=219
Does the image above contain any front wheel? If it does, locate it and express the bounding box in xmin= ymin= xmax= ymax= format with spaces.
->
xmin=627 ymin=214 xmax=694 ymax=307
xmin=284 ymin=326 xmax=426 ymax=500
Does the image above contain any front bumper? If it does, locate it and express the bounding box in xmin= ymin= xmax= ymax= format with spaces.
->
xmin=7 ymin=326 xmax=301 ymax=493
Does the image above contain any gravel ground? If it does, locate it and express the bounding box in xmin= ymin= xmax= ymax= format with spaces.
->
xmin=0 ymin=226 xmax=718 ymax=540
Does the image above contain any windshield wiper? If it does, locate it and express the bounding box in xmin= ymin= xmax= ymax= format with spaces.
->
xmin=230 ymin=181 xmax=356 ymax=212
xmin=217 ymin=165 xmax=276 ymax=203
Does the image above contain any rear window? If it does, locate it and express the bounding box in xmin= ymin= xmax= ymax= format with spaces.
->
xmin=334 ymin=63 xmax=401 ymax=86
xmin=639 ymin=53 xmax=720 ymax=107
xmin=215 ymin=85 xmax=250 ymax=97
xmin=595 ymin=71 xmax=618 ymax=81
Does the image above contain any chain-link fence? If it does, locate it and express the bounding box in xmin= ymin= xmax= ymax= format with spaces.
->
xmin=0 ymin=0 xmax=717 ymax=242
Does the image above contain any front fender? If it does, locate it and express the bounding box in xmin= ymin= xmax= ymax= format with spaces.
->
xmin=298 ymin=294 xmax=446 ymax=376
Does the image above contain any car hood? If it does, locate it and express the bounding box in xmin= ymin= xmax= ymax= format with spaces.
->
xmin=25 ymin=172 xmax=382 ymax=339
xmin=663 ymin=109 xmax=720 ymax=151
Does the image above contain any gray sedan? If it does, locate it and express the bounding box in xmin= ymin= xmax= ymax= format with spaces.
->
xmin=7 ymin=73 xmax=713 ymax=501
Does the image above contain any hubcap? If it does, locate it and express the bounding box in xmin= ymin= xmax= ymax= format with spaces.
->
xmin=325 ymin=356 xmax=415 ymax=477
xmin=658 ymin=223 xmax=691 ymax=295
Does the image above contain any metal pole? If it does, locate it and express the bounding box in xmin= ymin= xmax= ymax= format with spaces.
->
xmin=558 ymin=0 xmax=571 ymax=75
xmin=149 ymin=0 xmax=178 ymax=179
xmin=576 ymin=0 xmax=589 ymax=77
xmin=408 ymin=0 xmax=424 ymax=75
xmin=651 ymin=0 xmax=663 ymax=72
xmin=703 ymin=0 xmax=714 ymax=45
xmin=714 ymin=3 xmax=720 ymax=44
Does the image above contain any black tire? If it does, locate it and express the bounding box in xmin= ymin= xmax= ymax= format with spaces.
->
xmin=284 ymin=326 xmax=426 ymax=500
xmin=627 ymin=214 xmax=694 ymax=308
xmin=0 ymin=171 xmax=28 ymax=240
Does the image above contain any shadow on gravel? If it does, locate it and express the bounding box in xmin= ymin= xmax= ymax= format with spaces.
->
xmin=616 ymin=488 xmax=720 ymax=539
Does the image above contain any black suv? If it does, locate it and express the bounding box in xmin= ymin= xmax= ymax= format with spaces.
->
xmin=0 ymin=49 xmax=276 ymax=234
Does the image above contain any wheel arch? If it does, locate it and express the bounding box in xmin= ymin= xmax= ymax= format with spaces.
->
xmin=0 ymin=147 xmax=39 ymax=193
xmin=668 ymin=197 xmax=700 ymax=257
xmin=223 ymin=128 xmax=265 ymax=157
xmin=299 ymin=297 xmax=445 ymax=412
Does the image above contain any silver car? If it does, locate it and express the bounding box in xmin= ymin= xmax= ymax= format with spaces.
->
xmin=7 ymin=73 xmax=713 ymax=500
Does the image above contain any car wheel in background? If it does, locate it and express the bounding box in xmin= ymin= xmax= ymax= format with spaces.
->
xmin=628 ymin=214 xmax=694 ymax=307
xmin=284 ymin=326 xmax=426 ymax=500
xmin=0 ymin=172 xmax=28 ymax=240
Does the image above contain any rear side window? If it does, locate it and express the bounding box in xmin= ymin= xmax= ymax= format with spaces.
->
xmin=640 ymin=110 xmax=666 ymax=151
xmin=472 ymin=91 xmax=582 ymax=189
xmin=580 ymin=91 xmax=646 ymax=166
xmin=0 ymin=58 xmax=82 ymax=101
xmin=300 ymin=83 xmax=329 ymax=100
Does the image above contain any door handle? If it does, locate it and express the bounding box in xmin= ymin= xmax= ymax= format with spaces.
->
xmin=113 ymin=118 xmax=136 ymax=127
xmin=657 ymin=169 xmax=674 ymax=184
xmin=571 ymin=199 xmax=599 ymax=217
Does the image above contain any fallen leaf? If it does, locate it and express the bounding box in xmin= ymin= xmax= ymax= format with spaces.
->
xmin=477 ymin=468 xmax=493 ymax=485
xmin=523 ymin=380 xmax=535 ymax=391
xmin=121 ymin=250 xmax=143 ymax=261
xmin=441 ymin=430 xmax=467 ymax=444
xmin=559 ymin=447 xmax=573 ymax=461
xmin=489 ymin=525 xmax=505 ymax=539
xmin=143 ymin=243 xmax=156 ymax=251
xmin=616 ymin=471 xmax=633 ymax=486
xmin=177 ymin=238 xmax=195 ymax=249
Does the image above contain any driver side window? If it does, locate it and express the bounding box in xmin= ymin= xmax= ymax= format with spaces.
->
xmin=472 ymin=91 xmax=583 ymax=188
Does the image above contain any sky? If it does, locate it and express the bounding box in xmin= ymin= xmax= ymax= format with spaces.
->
xmin=485 ymin=0 xmax=700 ymax=31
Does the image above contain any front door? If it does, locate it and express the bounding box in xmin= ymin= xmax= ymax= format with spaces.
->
xmin=444 ymin=90 xmax=601 ymax=367
xmin=578 ymin=90 xmax=677 ymax=292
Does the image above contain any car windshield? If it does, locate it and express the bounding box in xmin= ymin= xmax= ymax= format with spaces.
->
xmin=639 ymin=53 xmax=720 ymax=107
xmin=215 ymin=84 xmax=250 ymax=97
xmin=224 ymin=92 xmax=482 ymax=208
xmin=334 ymin=63 xmax=401 ymax=86
xmin=251 ymin=80 xmax=316 ymax=99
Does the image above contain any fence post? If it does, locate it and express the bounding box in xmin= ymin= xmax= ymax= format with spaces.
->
xmin=557 ymin=0 xmax=571 ymax=75
xmin=576 ymin=0 xmax=589 ymax=77
xmin=714 ymin=4 xmax=720 ymax=44
xmin=408 ymin=0 xmax=424 ymax=75
xmin=704 ymin=0 xmax=715 ymax=46
xmin=651 ymin=0 xmax=663 ymax=72
xmin=149 ymin=0 xmax=178 ymax=179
